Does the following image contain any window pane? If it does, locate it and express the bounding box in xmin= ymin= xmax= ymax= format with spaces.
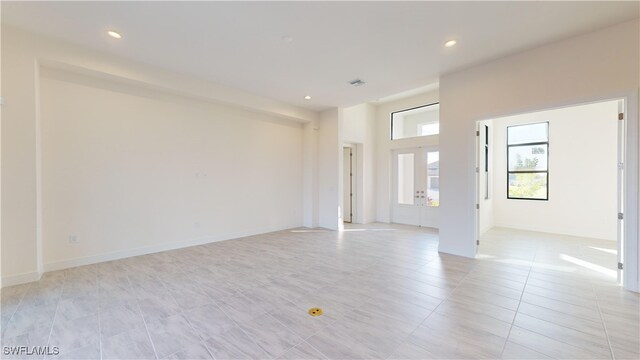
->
xmin=507 ymin=122 xmax=548 ymax=145
xmin=420 ymin=123 xmax=439 ymax=136
xmin=392 ymin=104 xmax=439 ymax=140
xmin=397 ymin=153 xmax=414 ymax=205
xmin=426 ymin=151 xmax=439 ymax=207
xmin=508 ymin=144 xmax=548 ymax=171
xmin=508 ymin=173 xmax=547 ymax=199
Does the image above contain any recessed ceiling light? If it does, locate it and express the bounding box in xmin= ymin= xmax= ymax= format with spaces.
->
xmin=107 ymin=30 xmax=122 ymax=39
xmin=444 ymin=40 xmax=457 ymax=47
xmin=304 ymin=95 xmax=312 ymax=100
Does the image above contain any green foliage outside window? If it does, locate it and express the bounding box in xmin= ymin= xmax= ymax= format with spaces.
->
xmin=514 ymin=154 xmax=539 ymax=171
xmin=508 ymin=173 xmax=545 ymax=198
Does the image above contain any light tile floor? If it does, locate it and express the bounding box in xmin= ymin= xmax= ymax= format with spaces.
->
xmin=1 ymin=224 xmax=638 ymax=359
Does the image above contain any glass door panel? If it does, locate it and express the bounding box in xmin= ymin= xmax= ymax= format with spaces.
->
xmin=392 ymin=148 xmax=439 ymax=228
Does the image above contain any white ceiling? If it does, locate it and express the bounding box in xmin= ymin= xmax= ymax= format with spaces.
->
xmin=3 ymin=1 xmax=638 ymax=111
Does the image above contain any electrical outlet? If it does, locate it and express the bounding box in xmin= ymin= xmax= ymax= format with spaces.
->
xmin=194 ymin=222 xmax=201 ymax=228
xmin=69 ymin=235 xmax=78 ymax=244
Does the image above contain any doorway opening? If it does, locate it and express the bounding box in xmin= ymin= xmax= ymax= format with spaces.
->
xmin=343 ymin=146 xmax=355 ymax=223
xmin=475 ymin=99 xmax=625 ymax=285
xmin=391 ymin=147 xmax=439 ymax=228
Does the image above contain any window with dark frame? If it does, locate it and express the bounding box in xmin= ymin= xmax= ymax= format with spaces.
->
xmin=507 ymin=122 xmax=549 ymax=200
xmin=390 ymin=102 xmax=439 ymax=140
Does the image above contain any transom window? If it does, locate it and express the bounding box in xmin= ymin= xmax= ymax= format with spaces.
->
xmin=507 ymin=122 xmax=549 ymax=200
xmin=391 ymin=103 xmax=439 ymax=140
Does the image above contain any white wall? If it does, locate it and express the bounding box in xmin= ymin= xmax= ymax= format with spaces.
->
xmin=302 ymin=120 xmax=319 ymax=228
xmin=491 ymin=100 xmax=618 ymax=241
xmin=38 ymin=68 xmax=303 ymax=270
xmin=1 ymin=27 xmax=313 ymax=285
xmin=343 ymin=105 xmax=367 ymax=144
xmin=375 ymin=91 xmax=439 ymax=223
xmin=363 ymin=104 xmax=377 ymax=223
xmin=318 ymin=108 xmax=342 ymax=230
xmin=439 ymin=19 xmax=639 ymax=291
xmin=0 ymin=4 xmax=3 ymax=288
xmin=342 ymin=103 xmax=376 ymax=223
xmin=2 ymin=27 xmax=39 ymax=283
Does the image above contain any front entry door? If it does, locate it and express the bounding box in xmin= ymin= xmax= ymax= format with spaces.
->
xmin=392 ymin=148 xmax=440 ymax=228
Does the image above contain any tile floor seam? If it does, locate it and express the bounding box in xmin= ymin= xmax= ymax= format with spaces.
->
xmin=225 ymin=315 xmax=278 ymax=359
xmin=43 ymin=274 xmax=66 ymax=358
xmin=498 ymin=333 xmax=553 ymax=360
xmin=174 ymin=260 xmax=269 ymax=360
xmin=299 ymin=339 xmax=329 ymax=360
xmin=592 ymin=299 xmax=617 ymax=360
xmin=507 ymin=324 xmax=610 ymax=359
xmin=517 ymin=302 xmax=614 ymax=338
xmin=205 ymin=299 xmax=269 ymax=359
xmin=515 ymin=306 xmax=608 ymax=337
xmin=442 ymin=299 xmax=516 ymax=325
xmin=584 ymin=247 xmax=617 ymax=360
xmin=500 ymin=241 xmax=616 ymax=360
xmin=454 ymin=284 xmax=523 ymax=302
xmin=171 ymin=260 xmax=224 ymax=360
xmin=498 ymin=244 xmax=535 ymax=359
xmin=383 ymin=255 xmax=481 ymax=360
xmin=448 ymin=290 xmax=520 ymax=313
xmin=508 ymin=316 xmax=614 ymax=358
xmin=134 ymin=293 xmax=161 ymax=360
xmin=268 ymin=305 xmax=329 ymax=343
xmin=1 ymin=282 xmax=31 ymax=340
xmin=520 ymin=289 xmax=600 ymax=311
xmin=97 ymin=291 xmax=103 ymax=360
xmin=262 ymin=313 xmax=315 ymax=359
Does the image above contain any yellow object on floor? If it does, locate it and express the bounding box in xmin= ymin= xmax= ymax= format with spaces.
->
xmin=308 ymin=307 xmax=323 ymax=317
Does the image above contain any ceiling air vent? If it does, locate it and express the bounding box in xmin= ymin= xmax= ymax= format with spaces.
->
xmin=348 ymin=79 xmax=366 ymax=87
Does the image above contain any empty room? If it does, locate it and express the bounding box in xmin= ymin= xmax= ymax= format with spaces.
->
xmin=477 ymin=100 xmax=623 ymax=277
xmin=1 ymin=2 xmax=639 ymax=360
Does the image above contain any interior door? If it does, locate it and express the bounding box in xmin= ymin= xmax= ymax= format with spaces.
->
xmin=343 ymin=147 xmax=353 ymax=223
xmin=617 ymin=100 xmax=625 ymax=283
xmin=392 ymin=148 xmax=439 ymax=228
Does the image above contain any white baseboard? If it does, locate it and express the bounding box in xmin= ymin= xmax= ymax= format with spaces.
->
xmin=1 ymin=271 xmax=43 ymax=288
xmin=2 ymin=224 xmax=299 ymax=288
xmin=43 ymin=224 xmax=299 ymax=273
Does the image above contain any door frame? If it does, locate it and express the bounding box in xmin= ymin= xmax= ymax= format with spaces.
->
xmin=343 ymin=146 xmax=354 ymax=223
xmin=474 ymin=94 xmax=639 ymax=292
xmin=342 ymin=143 xmax=363 ymax=224
xmin=391 ymin=145 xmax=439 ymax=227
